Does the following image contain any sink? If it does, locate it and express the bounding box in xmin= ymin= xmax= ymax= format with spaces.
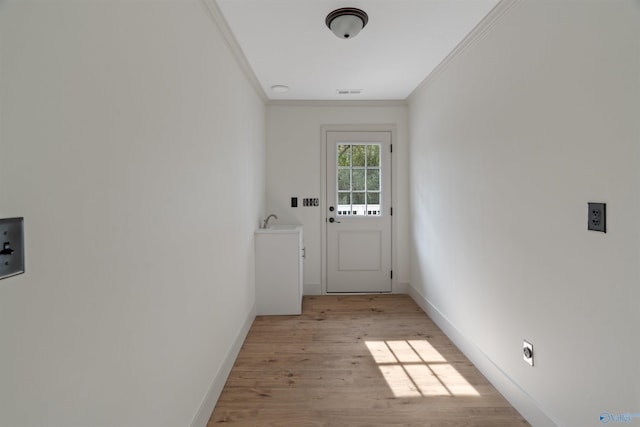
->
xmin=270 ymin=224 xmax=298 ymax=230
xmin=256 ymin=224 xmax=301 ymax=233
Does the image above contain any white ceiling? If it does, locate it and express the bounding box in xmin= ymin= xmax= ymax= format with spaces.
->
xmin=214 ymin=0 xmax=501 ymax=101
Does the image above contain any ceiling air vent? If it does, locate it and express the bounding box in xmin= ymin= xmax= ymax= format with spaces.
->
xmin=337 ymin=89 xmax=362 ymax=95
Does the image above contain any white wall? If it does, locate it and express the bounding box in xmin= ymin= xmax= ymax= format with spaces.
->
xmin=266 ymin=103 xmax=409 ymax=294
xmin=408 ymin=1 xmax=639 ymax=426
xmin=0 ymin=1 xmax=265 ymax=426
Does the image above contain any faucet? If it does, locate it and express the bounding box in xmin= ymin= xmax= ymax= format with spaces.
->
xmin=262 ymin=214 xmax=278 ymax=229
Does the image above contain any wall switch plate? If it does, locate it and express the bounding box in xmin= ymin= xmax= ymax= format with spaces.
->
xmin=523 ymin=340 xmax=534 ymax=366
xmin=588 ymin=202 xmax=606 ymax=233
xmin=0 ymin=217 xmax=25 ymax=280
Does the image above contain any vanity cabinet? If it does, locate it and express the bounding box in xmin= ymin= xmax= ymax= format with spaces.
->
xmin=255 ymin=226 xmax=304 ymax=315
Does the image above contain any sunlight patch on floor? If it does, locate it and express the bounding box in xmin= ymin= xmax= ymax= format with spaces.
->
xmin=365 ymin=340 xmax=480 ymax=398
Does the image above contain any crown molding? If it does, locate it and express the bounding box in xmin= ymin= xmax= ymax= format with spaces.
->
xmin=200 ymin=0 xmax=268 ymax=103
xmin=200 ymin=0 xmax=519 ymax=105
xmin=408 ymin=0 xmax=521 ymax=104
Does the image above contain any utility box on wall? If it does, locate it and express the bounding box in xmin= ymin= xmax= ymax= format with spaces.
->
xmin=0 ymin=217 xmax=25 ymax=280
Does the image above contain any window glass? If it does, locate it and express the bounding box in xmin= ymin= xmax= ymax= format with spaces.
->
xmin=336 ymin=143 xmax=382 ymax=217
xmin=352 ymin=169 xmax=365 ymax=191
xmin=338 ymin=169 xmax=350 ymax=191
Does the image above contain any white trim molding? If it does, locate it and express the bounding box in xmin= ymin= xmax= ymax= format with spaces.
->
xmin=200 ymin=0 xmax=268 ymax=103
xmin=408 ymin=0 xmax=521 ymax=103
xmin=320 ymin=124 xmax=398 ymax=295
xmin=407 ymin=286 xmax=559 ymax=427
xmin=189 ymin=303 xmax=256 ymax=427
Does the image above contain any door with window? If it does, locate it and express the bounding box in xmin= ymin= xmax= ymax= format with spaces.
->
xmin=326 ymin=131 xmax=392 ymax=293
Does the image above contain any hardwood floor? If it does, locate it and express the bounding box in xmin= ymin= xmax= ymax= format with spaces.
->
xmin=207 ymin=295 xmax=530 ymax=427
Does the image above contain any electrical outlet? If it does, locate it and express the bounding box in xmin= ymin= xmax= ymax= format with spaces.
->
xmin=523 ymin=340 xmax=534 ymax=366
xmin=588 ymin=202 xmax=606 ymax=233
xmin=0 ymin=217 xmax=25 ymax=280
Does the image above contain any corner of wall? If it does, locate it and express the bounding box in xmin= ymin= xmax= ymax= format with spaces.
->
xmin=200 ymin=0 xmax=268 ymax=103
xmin=392 ymin=282 xmax=409 ymax=294
xmin=407 ymin=286 xmax=558 ymax=427
xmin=190 ymin=303 xmax=256 ymax=427
xmin=303 ymin=283 xmax=322 ymax=296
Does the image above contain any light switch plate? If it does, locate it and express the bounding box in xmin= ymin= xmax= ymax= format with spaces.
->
xmin=0 ymin=217 xmax=25 ymax=280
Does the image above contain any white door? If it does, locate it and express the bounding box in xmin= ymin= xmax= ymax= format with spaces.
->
xmin=326 ymin=131 xmax=392 ymax=293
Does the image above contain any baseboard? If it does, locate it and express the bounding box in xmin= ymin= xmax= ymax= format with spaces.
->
xmin=189 ymin=303 xmax=256 ymax=427
xmin=303 ymin=283 xmax=321 ymax=295
xmin=407 ymin=286 xmax=558 ymax=427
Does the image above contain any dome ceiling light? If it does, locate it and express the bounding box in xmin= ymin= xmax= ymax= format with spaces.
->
xmin=325 ymin=7 xmax=368 ymax=39
xmin=270 ymin=85 xmax=290 ymax=93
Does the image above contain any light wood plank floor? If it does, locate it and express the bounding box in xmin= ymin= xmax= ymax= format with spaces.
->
xmin=208 ymin=295 xmax=530 ymax=427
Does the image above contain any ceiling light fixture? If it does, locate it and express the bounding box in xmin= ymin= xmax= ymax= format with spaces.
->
xmin=325 ymin=7 xmax=368 ymax=39
xmin=270 ymin=85 xmax=290 ymax=93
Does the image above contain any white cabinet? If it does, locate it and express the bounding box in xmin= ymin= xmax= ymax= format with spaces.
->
xmin=255 ymin=225 xmax=304 ymax=315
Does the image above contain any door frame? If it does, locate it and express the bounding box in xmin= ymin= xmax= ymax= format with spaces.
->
xmin=320 ymin=124 xmax=397 ymax=295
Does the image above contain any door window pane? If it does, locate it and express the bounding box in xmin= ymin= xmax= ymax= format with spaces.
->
xmin=352 ymin=169 xmax=365 ymax=191
xmin=352 ymin=145 xmax=366 ymax=167
xmin=367 ymin=192 xmax=379 ymax=204
xmin=352 ymin=192 xmax=365 ymax=204
xmin=367 ymin=169 xmax=379 ymax=191
xmin=338 ymin=192 xmax=350 ymax=205
xmin=338 ymin=169 xmax=350 ymax=191
xmin=367 ymin=145 xmax=380 ymax=167
xmin=338 ymin=145 xmax=351 ymax=167
xmin=336 ymin=143 xmax=382 ymax=217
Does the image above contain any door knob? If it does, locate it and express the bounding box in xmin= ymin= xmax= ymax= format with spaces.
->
xmin=329 ymin=218 xmax=341 ymax=223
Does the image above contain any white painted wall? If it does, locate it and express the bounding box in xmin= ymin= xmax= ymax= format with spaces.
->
xmin=266 ymin=103 xmax=409 ymax=294
xmin=408 ymin=1 xmax=640 ymax=426
xmin=0 ymin=1 xmax=265 ymax=426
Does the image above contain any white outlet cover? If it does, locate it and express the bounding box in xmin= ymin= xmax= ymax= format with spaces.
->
xmin=523 ymin=340 xmax=534 ymax=366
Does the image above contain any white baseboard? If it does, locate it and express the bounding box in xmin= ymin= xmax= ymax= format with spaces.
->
xmin=303 ymin=283 xmax=321 ymax=295
xmin=189 ymin=303 xmax=256 ymax=427
xmin=407 ymin=286 xmax=558 ymax=427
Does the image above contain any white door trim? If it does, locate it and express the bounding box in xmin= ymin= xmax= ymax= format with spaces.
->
xmin=320 ymin=124 xmax=398 ymax=295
